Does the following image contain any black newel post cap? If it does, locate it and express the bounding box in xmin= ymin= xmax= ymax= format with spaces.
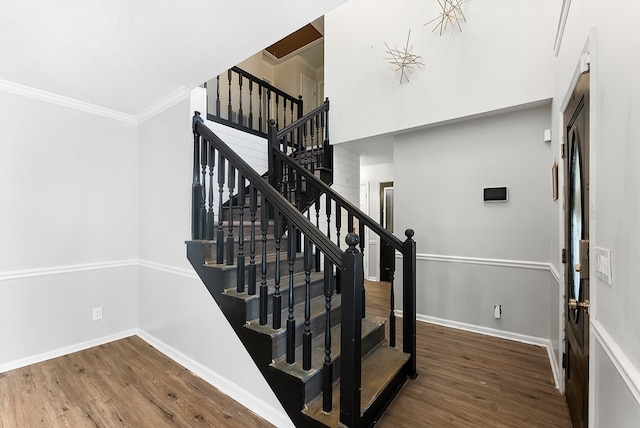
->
xmin=405 ymin=229 xmax=415 ymax=240
xmin=192 ymin=111 xmax=203 ymax=130
xmin=345 ymin=233 xmax=360 ymax=252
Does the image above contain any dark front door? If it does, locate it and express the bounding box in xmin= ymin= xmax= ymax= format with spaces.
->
xmin=564 ymin=71 xmax=590 ymax=428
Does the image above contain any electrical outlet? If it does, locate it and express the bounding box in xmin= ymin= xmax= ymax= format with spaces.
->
xmin=494 ymin=304 xmax=501 ymax=319
xmin=92 ymin=307 xmax=103 ymax=321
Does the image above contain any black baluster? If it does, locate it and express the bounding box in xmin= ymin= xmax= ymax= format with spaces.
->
xmin=303 ymin=234 xmax=313 ymax=370
xmin=215 ymin=76 xmax=221 ymax=117
xmin=326 ymin=195 xmax=332 ymax=242
xmin=248 ymin=80 xmax=254 ymax=130
xmin=286 ymin=224 xmax=297 ymax=364
xmin=322 ymin=257 xmax=334 ymax=412
xmin=315 ymin=195 xmax=321 ymax=272
xmin=238 ymin=74 xmax=243 ymax=126
xmin=227 ymin=166 xmax=236 ymax=265
xmin=389 ymin=249 xmax=396 ymax=347
xmin=207 ymin=143 xmax=215 ymax=240
xmin=282 ymin=98 xmax=287 ymax=128
xmin=259 ymin=196 xmax=269 ymax=325
xmin=258 ymin=86 xmax=263 ymax=132
xmin=217 ymin=153 xmax=226 ymax=264
xmin=335 ymin=204 xmax=342 ymax=248
xmin=360 ymin=222 xmax=366 ymax=318
xmin=200 ymin=135 xmax=207 ymax=237
xmin=236 ymin=175 xmax=246 ymax=293
xmin=266 ymin=89 xmax=272 ymax=126
xmin=315 ymin=114 xmax=321 ymax=167
xmin=227 ymin=69 xmax=232 ymax=122
xmin=275 ymin=94 xmax=280 ymax=129
xmin=248 ymin=185 xmax=257 ymax=295
xmin=273 ymin=207 xmax=283 ymax=330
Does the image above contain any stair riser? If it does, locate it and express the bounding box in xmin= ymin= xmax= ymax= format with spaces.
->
xmin=241 ymin=277 xmax=327 ymax=321
xmin=203 ymin=236 xmax=289 ymax=264
xmin=270 ymin=304 xmax=342 ymax=359
xmin=301 ymin=324 xmax=386 ymax=403
xmin=217 ymin=254 xmax=315 ymax=287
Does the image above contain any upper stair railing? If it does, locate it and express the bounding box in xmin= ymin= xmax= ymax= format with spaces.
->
xmin=206 ymin=66 xmax=303 ymax=137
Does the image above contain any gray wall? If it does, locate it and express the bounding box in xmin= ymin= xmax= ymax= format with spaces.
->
xmin=392 ymin=105 xmax=560 ymax=363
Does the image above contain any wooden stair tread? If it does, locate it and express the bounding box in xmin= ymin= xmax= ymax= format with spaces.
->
xmin=302 ymin=343 xmax=410 ymax=426
xmin=223 ymin=271 xmax=324 ymax=300
xmin=270 ymin=316 xmax=386 ymax=382
xmin=244 ymin=294 xmax=342 ymax=338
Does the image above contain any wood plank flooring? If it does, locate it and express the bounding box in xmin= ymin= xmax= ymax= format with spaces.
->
xmin=0 ymin=337 xmax=274 ymax=427
xmin=365 ymin=280 xmax=572 ymax=428
xmin=0 ymin=280 xmax=571 ymax=427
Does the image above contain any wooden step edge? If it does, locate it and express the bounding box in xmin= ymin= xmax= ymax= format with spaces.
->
xmin=243 ymin=294 xmax=342 ymax=338
xmin=202 ymin=250 xmax=308 ymax=270
xmin=302 ymin=342 xmax=410 ymax=427
xmin=222 ymin=271 xmax=324 ymax=301
xmin=269 ymin=316 xmax=387 ymax=383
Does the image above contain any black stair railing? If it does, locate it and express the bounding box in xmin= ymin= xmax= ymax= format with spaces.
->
xmin=268 ymin=119 xmax=418 ymax=382
xmin=193 ymin=112 xmax=373 ymax=425
xmin=270 ymin=98 xmax=332 ymax=189
xmin=207 ymin=66 xmax=303 ymax=138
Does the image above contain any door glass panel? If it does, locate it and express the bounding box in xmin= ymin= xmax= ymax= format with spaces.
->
xmin=570 ymin=132 xmax=583 ymax=322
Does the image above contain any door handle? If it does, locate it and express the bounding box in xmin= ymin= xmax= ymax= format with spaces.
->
xmin=569 ymin=298 xmax=590 ymax=311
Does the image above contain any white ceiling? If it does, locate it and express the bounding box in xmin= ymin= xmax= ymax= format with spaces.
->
xmin=0 ymin=0 xmax=345 ymax=116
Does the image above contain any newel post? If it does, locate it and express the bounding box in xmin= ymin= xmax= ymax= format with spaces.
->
xmin=402 ymin=229 xmax=418 ymax=379
xmin=340 ymin=233 xmax=363 ymax=428
xmin=192 ymin=112 xmax=205 ymax=240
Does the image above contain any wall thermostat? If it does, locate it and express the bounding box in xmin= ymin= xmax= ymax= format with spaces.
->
xmin=483 ymin=187 xmax=508 ymax=202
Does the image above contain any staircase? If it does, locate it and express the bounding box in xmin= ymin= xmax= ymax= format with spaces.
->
xmin=187 ymin=88 xmax=417 ymax=427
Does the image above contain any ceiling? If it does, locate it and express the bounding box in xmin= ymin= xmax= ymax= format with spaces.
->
xmin=0 ymin=0 xmax=344 ymax=117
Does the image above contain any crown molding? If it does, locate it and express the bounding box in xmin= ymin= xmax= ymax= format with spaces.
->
xmin=0 ymin=79 xmax=191 ymax=125
xmin=135 ymin=87 xmax=191 ymax=124
xmin=0 ymin=79 xmax=137 ymax=124
xmin=554 ymin=0 xmax=571 ymax=56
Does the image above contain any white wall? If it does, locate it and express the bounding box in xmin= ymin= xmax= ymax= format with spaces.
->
xmin=392 ymin=105 xmax=560 ymax=354
xmin=553 ymin=0 xmax=640 ymax=423
xmin=137 ymin=100 xmax=291 ymax=427
xmin=0 ymin=91 xmax=139 ymax=369
xmin=325 ymin=0 xmax=558 ymax=144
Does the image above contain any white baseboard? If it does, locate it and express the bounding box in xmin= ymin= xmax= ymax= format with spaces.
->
xmin=135 ymin=329 xmax=294 ymax=428
xmin=0 ymin=329 xmax=137 ymax=374
xmin=396 ymin=311 xmax=561 ymax=389
xmin=592 ymin=319 xmax=640 ymax=405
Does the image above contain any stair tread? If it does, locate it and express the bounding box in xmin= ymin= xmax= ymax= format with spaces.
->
xmin=223 ymin=271 xmax=324 ymax=300
xmin=302 ymin=343 xmax=410 ymax=426
xmin=203 ymin=251 xmax=306 ymax=270
xmin=244 ymin=294 xmax=342 ymax=337
xmin=270 ymin=316 xmax=386 ymax=382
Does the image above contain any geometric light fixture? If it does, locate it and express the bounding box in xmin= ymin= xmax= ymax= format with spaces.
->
xmin=384 ymin=30 xmax=425 ymax=84
xmin=425 ymin=0 xmax=466 ymax=35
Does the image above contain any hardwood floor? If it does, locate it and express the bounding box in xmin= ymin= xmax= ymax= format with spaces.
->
xmin=365 ymin=280 xmax=572 ymax=428
xmin=0 ymin=281 xmax=571 ymax=427
xmin=0 ymin=337 xmax=274 ymax=427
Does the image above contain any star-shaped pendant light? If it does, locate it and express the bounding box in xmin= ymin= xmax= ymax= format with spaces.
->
xmin=384 ymin=30 xmax=424 ymax=84
xmin=425 ymin=0 xmax=466 ymax=35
